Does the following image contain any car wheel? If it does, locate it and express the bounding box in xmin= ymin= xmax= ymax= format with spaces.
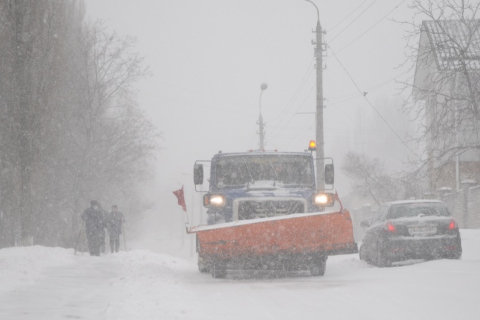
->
xmin=376 ymin=245 xmax=391 ymax=268
xmin=449 ymin=240 xmax=462 ymax=260
xmin=447 ymin=250 xmax=462 ymax=260
xmin=359 ymin=245 xmax=366 ymax=261
xmin=309 ymin=256 xmax=327 ymax=276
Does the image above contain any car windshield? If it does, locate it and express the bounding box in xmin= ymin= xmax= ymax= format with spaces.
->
xmin=387 ymin=203 xmax=450 ymax=219
xmin=215 ymin=155 xmax=314 ymax=187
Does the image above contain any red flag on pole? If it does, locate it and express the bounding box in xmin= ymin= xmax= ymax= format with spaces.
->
xmin=172 ymin=186 xmax=187 ymax=212
xmin=334 ymin=190 xmax=344 ymax=212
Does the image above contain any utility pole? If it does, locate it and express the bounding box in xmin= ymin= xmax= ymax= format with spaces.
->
xmin=258 ymin=83 xmax=268 ymax=150
xmin=259 ymin=113 xmax=265 ymax=150
xmin=306 ymin=0 xmax=325 ymax=191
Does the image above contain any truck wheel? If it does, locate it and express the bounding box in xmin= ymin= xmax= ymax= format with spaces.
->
xmin=211 ymin=262 xmax=227 ymax=278
xmin=198 ymin=256 xmax=211 ymax=273
xmin=309 ymin=256 xmax=327 ymax=276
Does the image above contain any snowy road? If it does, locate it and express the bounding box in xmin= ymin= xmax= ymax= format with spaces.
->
xmin=1 ymin=230 xmax=480 ymax=320
xmin=1 ymin=255 xmax=120 ymax=319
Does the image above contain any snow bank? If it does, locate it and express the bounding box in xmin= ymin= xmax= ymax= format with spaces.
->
xmin=0 ymin=246 xmax=73 ymax=295
xmin=460 ymin=229 xmax=480 ymax=260
xmin=1 ymin=229 xmax=479 ymax=320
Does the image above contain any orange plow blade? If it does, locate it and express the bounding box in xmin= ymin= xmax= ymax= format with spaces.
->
xmin=190 ymin=209 xmax=357 ymax=263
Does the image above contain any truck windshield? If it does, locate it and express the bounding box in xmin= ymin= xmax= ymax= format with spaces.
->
xmin=215 ymin=155 xmax=314 ymax=187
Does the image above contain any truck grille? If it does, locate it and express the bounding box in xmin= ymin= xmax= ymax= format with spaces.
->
xmin=237 ymin=200 xmax=305 ymax=220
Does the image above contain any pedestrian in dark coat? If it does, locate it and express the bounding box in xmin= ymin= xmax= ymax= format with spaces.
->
xmin=106 ymin=205 xmax=125 ymax=253
xmin=98 ymin=202 xmax=107 ymax=254
xmin=81 ymin=200 xmax=106 ymax=256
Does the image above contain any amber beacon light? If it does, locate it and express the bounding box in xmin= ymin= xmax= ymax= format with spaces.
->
xmin=308 ymin=140 xmax=316 ymax=151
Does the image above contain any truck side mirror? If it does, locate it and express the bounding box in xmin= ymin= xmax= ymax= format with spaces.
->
xmin=325 ymin=164 xmax=334 ymax=185
xmin=194 ymin=164 xmax=204 ymax=185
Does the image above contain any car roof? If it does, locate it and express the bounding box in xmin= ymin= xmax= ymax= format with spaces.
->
xmin=382 ymin=199 xmax=445 ymax=207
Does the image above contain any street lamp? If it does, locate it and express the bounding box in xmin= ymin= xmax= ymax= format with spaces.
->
xmin=305 ymin=0 xmax=319 ymax=22
xmin=258 ymin=83 xmax=268 ymax=150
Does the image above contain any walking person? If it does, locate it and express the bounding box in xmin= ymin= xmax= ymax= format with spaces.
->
xmin=97 ymin=202 xmax=108 ymax=254
xmin=107 ymin=205 xmax=125 ymax=253
xmin=81 ymin=200 xmax=107 ymax=256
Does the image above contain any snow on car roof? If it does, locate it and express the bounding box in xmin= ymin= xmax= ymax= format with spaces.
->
xmin=384 ymin=199 xmax=445 ymax=206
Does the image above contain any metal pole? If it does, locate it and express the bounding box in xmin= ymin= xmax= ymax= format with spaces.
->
xmin=306 ymin=0 xmax=325 ymax=191
xmin=259 ymin=113 xmax=265 ymax=150
xmin=451 ymin=79 xmax=460 ymax=192
xmin=191 ymin=189 xmax=194 ymax=257
xmin=316 ymin=20 xmax=325 ymax=192
xmin=259 ymin=83 xmax=267 ymax=150
xmin=74 ymin=221 xmax=84 ymax=255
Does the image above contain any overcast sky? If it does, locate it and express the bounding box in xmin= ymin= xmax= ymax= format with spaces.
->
xmin=84 ymin=0 xmax=422 ymax=217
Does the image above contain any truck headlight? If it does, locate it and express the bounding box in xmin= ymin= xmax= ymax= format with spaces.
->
xmin=313 ymin=193 xmax=335 ymax=207
xmin=203 ymin=194 xmax=226 ymax=207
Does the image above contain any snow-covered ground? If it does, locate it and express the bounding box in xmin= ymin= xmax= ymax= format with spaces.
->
xmin=1 ymin=230 xmax=479 ymax=320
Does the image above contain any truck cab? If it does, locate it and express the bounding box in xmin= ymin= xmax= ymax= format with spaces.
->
xmin=194 ymin=150 xmax=334 ymax=225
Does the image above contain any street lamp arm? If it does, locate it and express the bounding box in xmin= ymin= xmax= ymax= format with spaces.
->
xmin=305 ymin=0 xmax=320 ymax=23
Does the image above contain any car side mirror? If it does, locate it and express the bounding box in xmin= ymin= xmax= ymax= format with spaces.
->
xmin=325 ymin=164 xmax=334 ymax=185
xmin=194 ymin=164 xmax=204 ymax=185
xmin=360 ymin=219 xmax=370 ymax=228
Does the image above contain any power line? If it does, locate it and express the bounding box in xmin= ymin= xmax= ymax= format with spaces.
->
xmin=269 ymin=57 xmax=314 ymax=123
xmin=336 ymin=0 xmax=407 ymax=54
xmin=328 ymin=0 xmax=368 ymax=31
xmin=327 ymin=44 xmax=419 ymax=158
xmin=326 ymin=70 xmax=409 ymax=107
xmin=269 ymin=83 xmax=315 ymax=136
xmin=330 ymin=0 xmax=378 ymax=43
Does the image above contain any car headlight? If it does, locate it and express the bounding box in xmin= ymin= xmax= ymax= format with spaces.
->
xmin=203 ymin=194 xmax=226 ymax=207
xmin=313 ymin=193 xmax=335 ymax=207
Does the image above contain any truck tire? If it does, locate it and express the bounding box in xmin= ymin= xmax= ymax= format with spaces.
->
xmin=198 ymin=262 xmax=211 ymax=273
xmin=198 ymin=256 xmax=211 ymax=273
xmin=211 ymin=262 xmax=227 ymax=278
xmin=309 ymin=256 xmax=327 ymax=276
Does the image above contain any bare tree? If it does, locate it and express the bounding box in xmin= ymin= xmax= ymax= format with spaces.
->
xmin=401 ymin=0 xmax=480 ymax=189
xmin=342 ymin=152 xmax=427 ymax=206
xmin=0 ymin=1 xmax=157 ymax=248
xmin=63 ymin=21 xmax=156 ymax=237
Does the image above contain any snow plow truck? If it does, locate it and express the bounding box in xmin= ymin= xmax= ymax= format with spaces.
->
xmin=189 ymin=149 xmax=357 ymax=278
